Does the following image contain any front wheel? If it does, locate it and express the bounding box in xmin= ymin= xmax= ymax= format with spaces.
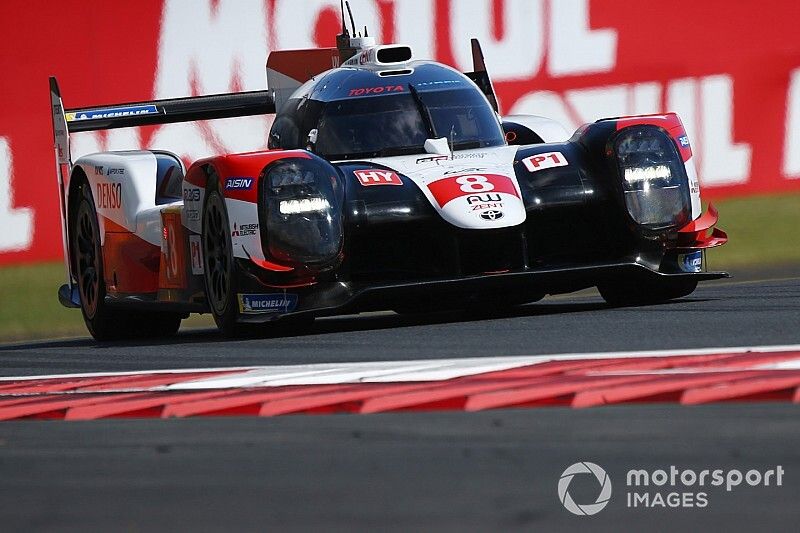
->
xmin=72 ymin=183 xmax=181 ymax=341
xmin=598 ymin=277 xmax=698 ymax=307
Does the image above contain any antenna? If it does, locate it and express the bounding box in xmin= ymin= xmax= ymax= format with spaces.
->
xmin=345 ymin=1 xmax=356 ymax=36
xmin=340 ymin=0 xmax=348 ymax=36
xmin=364 ymin=26 xmax=368 ymax=38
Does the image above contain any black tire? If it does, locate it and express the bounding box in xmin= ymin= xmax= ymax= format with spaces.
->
xmin=202 ymin=188 xmax=250 ymax=337
xmin=72 ymin=183 xmax=182 ymax=341
xmin=201 ymin=187 xmax=314 ymax=338
xmin=598 ymin=277 xmax=698 ymax=307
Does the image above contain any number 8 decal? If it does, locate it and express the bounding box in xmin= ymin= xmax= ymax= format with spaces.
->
xmin=455 ymin=175 xmax=494 ymax=193
xmin=427 ymin=173 xmax=519 ymax=207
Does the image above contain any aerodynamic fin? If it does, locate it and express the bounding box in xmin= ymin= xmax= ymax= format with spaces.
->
xmin=49 ymin=77 xmax=74 ymax=297
xmin=464 ymin=39 xmax=500 ymax=113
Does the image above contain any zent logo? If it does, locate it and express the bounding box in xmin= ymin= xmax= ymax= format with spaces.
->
xmin=522 ymin=151 xmax=569 ymax=173
xmin=558 ymin=462 xmax=612 ymax=516
xmin=354 ymin=170 xmax=403 ymax=186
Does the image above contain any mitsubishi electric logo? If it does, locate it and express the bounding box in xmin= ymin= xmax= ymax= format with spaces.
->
xmin=558 ymin=462 xmax=612 ymax=516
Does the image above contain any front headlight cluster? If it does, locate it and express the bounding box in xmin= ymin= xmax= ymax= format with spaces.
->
xmin=260 ymin=158 xmax=343 ymax=266
xmin=615 ymin=127 xmax=691 ymax=230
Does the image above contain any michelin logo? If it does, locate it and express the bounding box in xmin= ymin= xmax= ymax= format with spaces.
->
xmin=67 ymin=105 xmax=159 ymax=121
xmin=238 ymin=293 xmax=298 ymax=315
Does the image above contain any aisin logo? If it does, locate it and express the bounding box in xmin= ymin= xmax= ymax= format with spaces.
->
xmin=558 ymin=462 xmax=612 ymax=516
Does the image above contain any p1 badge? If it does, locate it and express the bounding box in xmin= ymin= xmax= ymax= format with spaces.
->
xmin=238 ymin=293 xmax=298 ymax=314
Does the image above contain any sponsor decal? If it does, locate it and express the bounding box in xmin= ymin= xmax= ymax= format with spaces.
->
xmin=238 ymin=293 xmax=298 ymax=314
xmin=231 ymin=222 xmax=258 ymax=237
xmin=67 ymin=104 xmax=159 ymax=121
xmin=452 ymin=152 xmax=487 ymax=160
xmin=467 ymin=193 xmax=503 ymax=211
xmin=479 ymin=209 xmax=504 ymax=221
xmin=679 ymin=135 xmax=691 ymax=148
xmin=472 ymin=202 xmax=503 ymax=211
xmin=185 ymin=209 xmax=199 ymax=222
xmin=416 ymin=155 xmax=449 ymax=164
xmin=444 ymin=167 xmax=487 ymax=175
xmin=354 ymin=169 xmax=403 ymax=186
xmin=93 ymin=165 xmax=104 ymax=176
xmin=225 ymin=177 xmax=254 ymax=190
xmin=182 ymin=188 xmax=200 ymax=201
xmin=679 ymin=251 xmax=703 ymax=273
xmin=414 ymin=79 xmax=462 ymax=88
xmin=189 ymin=235 xmax=203 ymax=275
xmin=522 ymin=151 xmax=569 ymax=172
xmin=95 ymin=182 xmax=121 ymax=209
xmin=427 ymin=174 xmax=518 ymax=207
xmin=347 ymin=85 xmax=404 ymax=97
xmin=106 ymin=167 xmax=125 ymax=176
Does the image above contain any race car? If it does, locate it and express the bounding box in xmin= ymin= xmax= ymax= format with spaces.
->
xmin=50 ymin=20 xmax=727 ymax=340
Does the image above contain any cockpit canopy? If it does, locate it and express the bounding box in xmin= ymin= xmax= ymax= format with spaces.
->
xmin=268 ymin=62 xmax=505 ymax=160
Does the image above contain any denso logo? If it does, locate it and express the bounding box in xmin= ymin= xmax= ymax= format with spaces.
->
xmin=225 ymin=177 xmax=253 ymax=190
xmin=96 ymin=182 xmax=121 ymax=209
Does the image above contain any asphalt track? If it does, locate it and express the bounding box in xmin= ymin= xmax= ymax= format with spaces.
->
xmin=0 ymin=276 xmax=799 ymax=531
xmin=0 ymin=276 xmax=799 ymax=376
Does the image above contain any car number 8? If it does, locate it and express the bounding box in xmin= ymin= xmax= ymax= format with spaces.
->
xmin=456 ymin=175 xmax=494 ymax=193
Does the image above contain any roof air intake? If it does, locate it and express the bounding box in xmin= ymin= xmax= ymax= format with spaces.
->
xmin=376 ymin=46 xmax=412 ymax=64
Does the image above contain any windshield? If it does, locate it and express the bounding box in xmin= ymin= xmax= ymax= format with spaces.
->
xmin=314 ymin=88 xmax=505 ymax=160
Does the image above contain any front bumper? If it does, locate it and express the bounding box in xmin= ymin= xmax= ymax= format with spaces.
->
xmin=235 ymin=260 xmax=729 ymax=323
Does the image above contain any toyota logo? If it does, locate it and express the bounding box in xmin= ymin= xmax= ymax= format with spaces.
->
xmin=479 ymin=210 xmax=504 ymax=221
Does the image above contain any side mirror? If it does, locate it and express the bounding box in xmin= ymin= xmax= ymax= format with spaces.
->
xmin=269 ymin=131 xmax=281 ymax=149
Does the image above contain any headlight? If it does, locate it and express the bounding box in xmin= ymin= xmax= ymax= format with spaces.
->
xmin=615 ymin=127 xmax=691 ymax=230
xmin=259 ymin=158 xmax=343 ymax=266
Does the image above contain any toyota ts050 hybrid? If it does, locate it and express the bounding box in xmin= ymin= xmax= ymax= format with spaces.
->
xmin=50 ymin=16 xmax=727 ymax=340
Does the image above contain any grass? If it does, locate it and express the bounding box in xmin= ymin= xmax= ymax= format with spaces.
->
xmin=0 ymin=265 xmax=214 ymax=342
xmin=708 ymin=193 xmax=800 ymax=268
xmin=0 ymin=192 xmax=798 ymax=342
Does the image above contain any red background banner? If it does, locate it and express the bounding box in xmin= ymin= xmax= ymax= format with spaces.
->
xmin=1 ymin=0 xmax=799 ymax=264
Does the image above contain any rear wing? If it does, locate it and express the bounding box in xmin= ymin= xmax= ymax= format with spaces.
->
xmin=49 ymin=76 xmax=276 ymax=168
xmin=48 ymin=77 xmax=276 ymax=300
